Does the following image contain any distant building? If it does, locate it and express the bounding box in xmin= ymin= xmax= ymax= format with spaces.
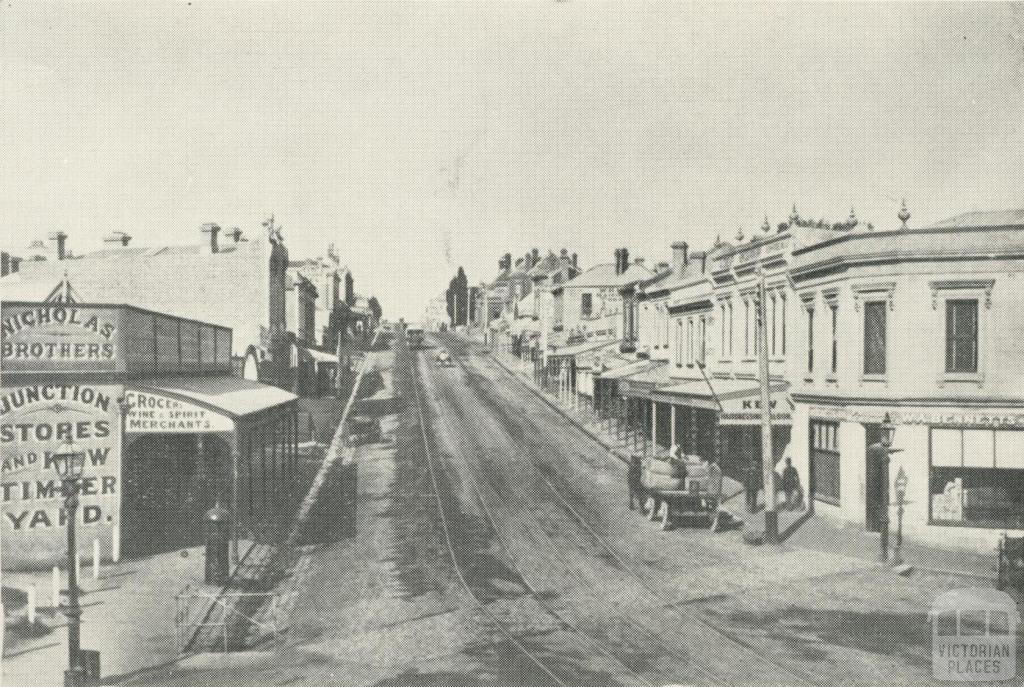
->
xmin=0 ymin=220 xmax=295 ymax=389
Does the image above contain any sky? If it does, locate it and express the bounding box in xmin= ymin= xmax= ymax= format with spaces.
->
xmin=2 ymin=2 xmax=1023 ymax=320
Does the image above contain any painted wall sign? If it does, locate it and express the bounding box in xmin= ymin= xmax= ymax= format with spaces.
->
xmin=808 ymin=405 xmax=1024 ymax=429
xmin=123 ymin=390 xmax=233 ymax=433
xmin=1 ymin=304 xmax=119 ymax=372
xmin=0 ymin=383 xmax=120 ymax=569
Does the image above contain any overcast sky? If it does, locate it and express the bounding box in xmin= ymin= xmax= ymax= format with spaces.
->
xmin=3 ymin=3 xmax=1023 ymax=320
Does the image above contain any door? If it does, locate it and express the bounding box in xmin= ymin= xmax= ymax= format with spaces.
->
xmin=864 ymin=423 xmax=885 ymax=532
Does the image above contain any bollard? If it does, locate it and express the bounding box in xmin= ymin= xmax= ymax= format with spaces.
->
xmin=27 ymin=585 xmax=36 ymax=625
xmin=112 ymin=522 xmax=121 ymax=563
xmin=52 ymin=566 xmax=60 ymax=608
xmin=93 ymin=539 xmax=101 ymax=580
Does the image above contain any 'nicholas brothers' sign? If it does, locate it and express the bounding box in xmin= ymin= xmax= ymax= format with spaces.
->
xmin=1 ymin=304 xmax=119 ymax=372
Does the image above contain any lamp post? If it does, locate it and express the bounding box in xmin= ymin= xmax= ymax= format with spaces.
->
xmin=53 ymin=438 xmax=87 ymax=687
xmin=877 ymin=412 xmax=896 ymax=563
xmin=893 ymin=466 xmax=908 ymax=566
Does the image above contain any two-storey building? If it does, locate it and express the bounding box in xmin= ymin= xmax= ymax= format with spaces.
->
xmin=789 ymin=207 xmax=1024 ymax=550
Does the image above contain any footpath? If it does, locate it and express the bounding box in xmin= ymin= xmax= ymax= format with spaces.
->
xmin=1 ymin=347 xmax=379 ymax=687
xmin=485 ymin=344 xmax=998 ymax=585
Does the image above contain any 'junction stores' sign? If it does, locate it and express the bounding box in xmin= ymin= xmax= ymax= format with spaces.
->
xmin=0 ymin=383 xmax=120 ymax=568
xmin=123 ymin=389 xmax=233 ymax=433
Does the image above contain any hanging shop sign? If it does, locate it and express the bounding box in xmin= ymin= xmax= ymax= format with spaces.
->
xmin=123 ymin=389 xmax=233 ymax=433
xmin=0 ymin=383 xmax=120 ymax=568
xmin=1 ymin=304 xmax=119 ymax=372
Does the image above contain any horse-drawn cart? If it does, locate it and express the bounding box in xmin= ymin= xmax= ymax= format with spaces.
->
xmin=640 ymin=456 xmax=724 ymax=531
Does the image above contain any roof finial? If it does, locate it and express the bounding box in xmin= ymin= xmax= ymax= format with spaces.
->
xmin=789 ymin=203 xmax=800 ymax=225
xmin=898 ymin=199 xmax=911 ymax=229
xmin=848 ymin=207 xmax=858 ymax=229
xmin=714 ymin=234 xmax=722 ymax=247
xmin=735 ymin=226 xmax=744 ymax=243
xmin=762 ymin=215 xmax=771 ymax=234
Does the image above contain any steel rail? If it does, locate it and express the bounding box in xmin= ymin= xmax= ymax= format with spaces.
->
xmin=406 ymin=340 xmax=572 ymax=687
xmin=441 ymin=345 xmax=726 ymax=686
xmin=449 ymin=333 xmax=825 ymax=687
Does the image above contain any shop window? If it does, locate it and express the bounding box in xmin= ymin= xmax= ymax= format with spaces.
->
xmin=863 ymin=301 xmax=887 ymax=376
xmin=810 ymin=420 xmax=840 ymax=505
xmin=930 ymin=427 xmax=1024 ymax=528
xmin=946 ymin=299 xmax=979 ymax=374
xmin=581 ymin=293 xmax=592 ymax=318
xmin=728 ymin=300 xmax=734 ymax=357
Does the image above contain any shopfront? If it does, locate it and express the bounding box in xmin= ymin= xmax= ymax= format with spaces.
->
xmin=1 ymin=300 xmax=298 ymax=570
xmin=795 ymin=401 xmax=1024 ymax=551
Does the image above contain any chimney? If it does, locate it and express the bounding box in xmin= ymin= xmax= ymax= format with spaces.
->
xmin=531 ymin=247 xmax=539 ymax=266
xmin=671 ymin=241 xmax=689 ymax=273
xmin=1 ymin=252 xmax=9 ymax=277
xmin=48 ymin=231 xmax=68 ymax=260
xmin=656 ymin=261 xmax=670 ymax=273
xmin=201 ymin=223 xmax=221 ymax=254
xmin=613 ymin=248 xmax=622 ymax=275
xmin=11 ymin=256 xmax=20 ymax=273
xmin=619 ymin=247 xmax=630 ymax=275
xmin=559 ymin=248 xmax=570 ymax=266
xmin=571 ymin=253 xmax=578 ymax=269
xmin=225 ymin=227 xmax=246 ymax=243
xmin=103 ymin=231 xmax=132 ymax=246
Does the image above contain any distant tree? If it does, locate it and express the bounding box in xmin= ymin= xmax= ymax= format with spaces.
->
xmin=368 ymin=296 xmax=382 ymax=322
xmin=454 ymin=267 xmax=469 ymax=326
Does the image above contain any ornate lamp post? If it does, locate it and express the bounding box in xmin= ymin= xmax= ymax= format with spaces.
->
xmin=893 ymin=466 xmax=908 ymax=566
xmin=877 ymin=413 xmax=896 ymax=563
xmin=53 ymin=438 xmax=87 ymax=687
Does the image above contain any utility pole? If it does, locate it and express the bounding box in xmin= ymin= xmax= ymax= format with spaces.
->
xmin=336 ymin=329 xmax=344 ymax=398
xmin=482 ymin=282 xmax=490 ymax=346
xmin=757 ymin=269 xmax=779 ymax=543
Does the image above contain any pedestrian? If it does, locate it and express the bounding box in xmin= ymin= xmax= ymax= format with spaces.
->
xmin=782 ymin=457 xmax=801 ymax=510
xmin=627 ymin=455 xmax=647 ymax=514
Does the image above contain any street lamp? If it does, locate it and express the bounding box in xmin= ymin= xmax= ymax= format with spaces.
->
xmin=875 ymin=412 xmax=896 ymax=563
xmin=893 ymin=466 xmax=908 ymax=566
xmin=53 ymin=438 xmax=86 ymax=687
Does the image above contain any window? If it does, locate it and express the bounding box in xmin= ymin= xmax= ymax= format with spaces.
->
xmin=699 ymin=315 xmax=707 ymax=366
xmin=946 ymin=299 xmax=979 ymax=373
xmin=806 ymin=306 xmax=815 ymax=373
xmin=770 ymin=293 xmax=777 ymax=356
xmin=686 ymin=317 xmax=694 ymax=365
xmin=581 ymin=293 xmax=592 ymax=318
xmin=829 ymin=302 xmax=838 ymax=375
xmin=744 ymin=299 xmax=751 ymax=357
xmin=663 ymin=307 xmax=670 ymax=348
xmin=781 ymin=295 xmax=787 ymax=355
xmin=810 ymin=420 xmax=840 ymax=505
xmin=863 ymin=301 xmax=887 ymax=375
xmin=728 ymin=301 xmax=734 ymax=357
xmin=720 ymin=303 xmax=727 ymax=358
xmin=930 ymin=427 xmax=1024 ymax=528
xmin=675 ymin=319 xmax=683 ymax=366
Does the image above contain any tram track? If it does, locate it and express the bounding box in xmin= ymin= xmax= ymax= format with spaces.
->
xmin=437 ymin=333 xmax=826 ymax=687
xmin=406 ymin=339 xmax=577 ymax=687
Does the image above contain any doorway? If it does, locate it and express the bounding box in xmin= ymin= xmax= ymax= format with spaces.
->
xmin=864 ymin=423 xmax=885 ymax=532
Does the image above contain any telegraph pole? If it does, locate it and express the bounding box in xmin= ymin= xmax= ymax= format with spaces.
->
xmin=757 ymin=269 xmax=779 ymax=543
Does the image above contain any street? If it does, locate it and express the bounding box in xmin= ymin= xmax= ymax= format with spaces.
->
xmin=107 ymin=331 xmax=990 ymax=687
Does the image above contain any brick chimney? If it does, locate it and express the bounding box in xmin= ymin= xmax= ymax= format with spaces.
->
xmin=615 ymin=247 xmax=630 ymax=275
xmin=672 ymin=241 xmax=689 ymax=274
xmin=559 ymin=248 xmax=571 ymax=267
xmin=103 ymin=231 xmax=132 ymax=246
xmin=201 ymin=223 xmax=221 ymax=254
xmin=225 ymin=227 xmax=246 ymax=243
xmin=48 ymin=231 xmax=68 ymax=260
xmin=531 ymin=247 xmax=539 ymax=266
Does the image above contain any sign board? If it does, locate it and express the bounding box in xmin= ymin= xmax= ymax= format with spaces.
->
xmin=123 ymin=389 xmax=233 ymax=433
xmin=0 ymin=383 xmax=120 ymax=568
xmin=1 ymin=304 xmax=119 ymax=372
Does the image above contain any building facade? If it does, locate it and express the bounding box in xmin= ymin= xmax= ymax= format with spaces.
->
xmin=788 ymin=209 xmax=1024 ymax=550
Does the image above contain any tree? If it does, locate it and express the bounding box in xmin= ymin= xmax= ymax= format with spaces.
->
xmin=368 ymin=296 xmax=382 ymax=323
xmin=445 ymin=267 xmax=469 ymax=326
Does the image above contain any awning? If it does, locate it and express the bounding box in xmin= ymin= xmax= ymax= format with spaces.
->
xmin=616 ymin=361 xmax=672 ymax=397
xmin=548 ymin=338 xmax=621 ymax=361
xmin=128 ymin=375 xmax=298 ymax=421
xmin=297 ymin=346 xmax=340 ymax=365
xmin=650 ymin=377 xmax=792 ymax=424
xmin=598 ymin=358 xmax=662 ymax=381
